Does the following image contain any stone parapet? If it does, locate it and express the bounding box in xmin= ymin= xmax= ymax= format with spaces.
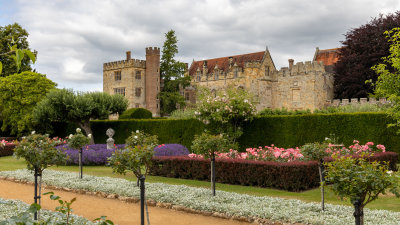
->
xmin=327 ymin=98 xmax=388 ymax=106
xmin=103 ymin=59 xmax=146 ymax=71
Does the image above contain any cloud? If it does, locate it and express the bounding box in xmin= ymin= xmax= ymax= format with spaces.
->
xmin=5 ymin=0 xmax=400 ymax=91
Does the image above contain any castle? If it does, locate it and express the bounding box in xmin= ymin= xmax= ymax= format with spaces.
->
xmin=103 ymin=47 xmax=339 ymax=114
xmin=103 ymin=47 xmax=160 ymax=116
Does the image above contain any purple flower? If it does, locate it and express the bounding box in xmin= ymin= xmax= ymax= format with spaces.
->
xmin=153 ymin=144 xmax=189 ymax=156
xmin=56 ymin=144 xmax=125 ymax=166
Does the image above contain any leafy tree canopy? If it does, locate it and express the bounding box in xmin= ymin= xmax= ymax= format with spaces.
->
xmin=372 ymin=27 xmax=400 ymax=132
xmin=33 ymin=89 xmax=128 ymax=144
xmin=334 ymin=11 xmax=400 ymax=99
xmin=0 ymin=71 xmax=56 ymax=136
xmin=0 ymin=23 xmax=34 ymax=76
xmin=159 ymin=30 xmax=190 ymax=115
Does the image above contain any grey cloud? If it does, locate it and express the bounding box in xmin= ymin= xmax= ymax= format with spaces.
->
xmin=8 ymin=0 xmax=400 ymax=91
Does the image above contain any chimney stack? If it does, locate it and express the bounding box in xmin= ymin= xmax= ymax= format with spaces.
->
xmin=288 ymin=59 xmax=294 ymax=70
xmin=126 ymin=51 xmax=131 ymax=60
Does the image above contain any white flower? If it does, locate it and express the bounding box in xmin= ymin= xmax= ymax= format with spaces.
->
xmin=134 ymin=136 xmax=138 ymax=139
xmin=31 ymin=131 xmax=36 ymax=135
xmin=325 ymin=137 xmax=329 ymax=140
xmin=88 ymin=134 xmax=92 ymax=139
xmin=244 ymin=99 xmax=248 ymax=103
xmin=69 ymin=134 xmax=73 ymax=139
xmin=76 ymin=128 xmax=81 ymax=133
xmin=136 ymin=130 xmax=139 ymax=133
xmin=387 ymin=170 xmax=393 ymax=176
xmin=216 ymin=109 xmax=220 ymax=112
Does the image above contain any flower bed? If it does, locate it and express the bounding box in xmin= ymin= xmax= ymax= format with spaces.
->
xmin=57 ymin=144 xmax=125 ymax=166
xmin=154 ymin=144 xmax=189 ymax=156
xmin=1 ymin=169 xmax=399 ymax=225
xmin=58 ymin=143 xmax=188 ymax=165
xmin=150 ymin=152 xmax=398 ymax=191
xmin=0 ymin=197 xmax=94 ymax=224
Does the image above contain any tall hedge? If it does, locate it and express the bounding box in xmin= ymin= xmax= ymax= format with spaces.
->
xmin=90 ymin=119 xmax=205 ymax=148
xmin=239 ymin=112 xmax=400 ymax=155
xmin=51 ymin=112 xmax=400 ymax=155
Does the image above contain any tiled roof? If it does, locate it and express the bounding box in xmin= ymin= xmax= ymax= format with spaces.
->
xmin=189 ymin=51 xmax=265 ymax=76
xmin=314 ymin=48 xmax=340 ymax=66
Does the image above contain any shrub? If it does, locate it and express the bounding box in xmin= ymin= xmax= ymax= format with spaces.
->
xmin=90 ymin=118 xmax=204 ymax=149
xmin=149 ymin=152 xmax=398 ymax=191
xmin=56 ymin=144 xmax=125 ymax=166
xmin=258 ymin=108 xmax=311 ymax=115
xmin=119 ymin=108 xmax=152 ymax=119
xmin=149 ymin=156 xmax=320 ymax=191
xmin=153 ymin=144 xmax=189 ymax=156
xmin=0 ymin=143 xmax=15 ymax=157
xmin=169 ymin=109 xmax=196 ymax=119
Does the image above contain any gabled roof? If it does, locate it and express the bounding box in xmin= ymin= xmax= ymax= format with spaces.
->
xmin=189 ymin=51 xmax=266 ymax=76
xmin=313 ymin=47 xmax=340 ymax=66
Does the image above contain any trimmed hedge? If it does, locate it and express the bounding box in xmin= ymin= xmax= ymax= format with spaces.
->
xmin=239 ymin=113 xmax=400 ymax=155
xmin=149 ymin=152 xmax=398 ymax=191
xmin=87 ymin=113 xmax=400 ymax=155
xmin=0 ymin=144 xmax=15 ymax=157
xmin=90 ymin=119 xmax=205 ymax=148
xmin=149 ymin=156 xmax=320 ymax=191
xmin=119 ymin=108 xmax=152 ymax=119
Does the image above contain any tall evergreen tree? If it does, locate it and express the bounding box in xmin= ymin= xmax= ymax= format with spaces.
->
xmin=0 ymin=23 xmax=33 ymax=76
xmin=159 ymin=30 xmax=190 ymax=115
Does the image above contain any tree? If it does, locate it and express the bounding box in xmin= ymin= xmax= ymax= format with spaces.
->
xmin=0 ymin=23 xmax=35 ymax=76
xmin=13 ymin=132 xmax=67 ymax=220
xmin=372 ymin=27 xmax=400 ymax=131
xmin=334 ymin=11 xmax=400 ymax=99
xmin=0 ymin=71 xmax=56 ymax=136
xmin=325 ymin=154 xmax=400 ymax=225
xmin=33 ymin=89 xmax=128 ymax=144
xmin=159 ymin=30 xmax=190 ymax=115
xmin=108 ymin=130 xmax=158 ymax=225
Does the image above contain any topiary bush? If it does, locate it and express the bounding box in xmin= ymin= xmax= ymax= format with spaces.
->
xmin=119 ymin=108 xmax=152 ymax=119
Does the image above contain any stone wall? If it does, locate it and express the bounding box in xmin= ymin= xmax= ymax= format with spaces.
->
xmin=190 ymin=58 xmax=334 ymax=112
xmin=103 ymin=49 xmax=160 ymax=117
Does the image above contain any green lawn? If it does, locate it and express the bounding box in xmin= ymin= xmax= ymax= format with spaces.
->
xmin=0 ymin=156 xmax=399 ymax=212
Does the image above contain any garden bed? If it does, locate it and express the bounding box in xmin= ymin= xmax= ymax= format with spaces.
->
xmin=0 ymin=169 xmax=399 ymax=225
xmin=0 ymin=197 xmax=94 ymax=224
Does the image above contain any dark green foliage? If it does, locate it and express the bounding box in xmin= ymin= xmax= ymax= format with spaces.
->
xmin=91 ymin=119 xmax=204 ymax=149
xmin=118 ymin=108 xmax=152 ymax=119
xmin=239 ymin=113 xmax=400 ymax=156
xmin=159 ymin=29 xmax=190 ymax=115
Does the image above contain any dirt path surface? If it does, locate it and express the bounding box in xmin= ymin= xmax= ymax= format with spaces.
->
xmin=0 ymin=180 xmax=250 ymax=225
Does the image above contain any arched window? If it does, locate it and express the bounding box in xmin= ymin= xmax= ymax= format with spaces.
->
xmin=234 ymin=67 xmax=238 ymax=78
xmin=197 ymin=71 xmax=201 ymax=82
xmin=214 ymin=70 xmax=219 ymax=80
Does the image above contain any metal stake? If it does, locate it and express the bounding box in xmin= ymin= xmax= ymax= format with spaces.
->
xmin=139 ymin=175 xmax=146 ymax=225
xmin=319 ymin=159 xmax=325 ymax=211
xmin=33 ymin=167 xmax=41 ymax=220
xmin=211 ymin=154 xmax=216 ymax=196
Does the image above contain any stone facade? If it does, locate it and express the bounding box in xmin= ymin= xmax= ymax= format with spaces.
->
xmin=103 ymin=48 xmax=160 ymax=116
xmin=187 ymin=48 xmax=335 ymax=111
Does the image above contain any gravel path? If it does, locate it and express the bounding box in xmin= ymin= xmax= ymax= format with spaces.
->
xmin=0 ymin=179 xmax=250 ymax=225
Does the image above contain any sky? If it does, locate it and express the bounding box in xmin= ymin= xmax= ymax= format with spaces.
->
xmin=1 ymin=0 xmax=400 ymax=92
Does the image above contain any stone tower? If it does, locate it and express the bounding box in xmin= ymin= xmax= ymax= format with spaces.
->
xmin=145 ymin=47 xmax=161 ymax=116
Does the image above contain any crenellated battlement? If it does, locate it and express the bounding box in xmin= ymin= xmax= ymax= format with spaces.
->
xmin=326 ymin=97 xmax=389 ymax=107
xmin=146 ymin=47 xmax=160 ymax=55
xmin=275 ymin=61 xmax=325 ymax=76
xmin=103 ymin=58 xmax=146 ymax=71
